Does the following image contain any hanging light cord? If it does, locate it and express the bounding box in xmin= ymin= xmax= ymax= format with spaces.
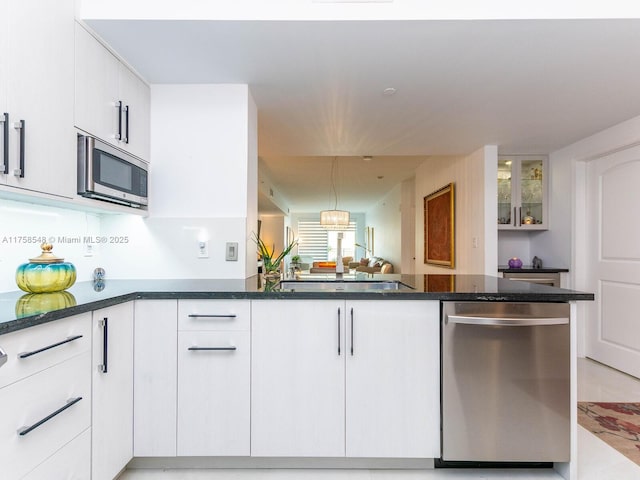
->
xmin=330 ymin=156 xmax=338 ymax=209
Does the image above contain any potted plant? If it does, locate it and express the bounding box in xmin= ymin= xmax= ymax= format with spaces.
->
xmin=254 ymin=233 xmax=297 ymax=281
xmin=291 ymin=255 xmax=301 ymax=269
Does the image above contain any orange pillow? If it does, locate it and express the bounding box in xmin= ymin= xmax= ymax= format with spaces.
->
xmin=317 ymin=262 xmax=336 ymax=267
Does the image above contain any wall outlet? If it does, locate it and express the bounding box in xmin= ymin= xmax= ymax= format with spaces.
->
xmin=472 ymin=237 xmax=479 ymax=248
xmin=198 ymin=241 xmax=209 ymax=258
xmin=226 ymin=242 xmax=238 ymax=261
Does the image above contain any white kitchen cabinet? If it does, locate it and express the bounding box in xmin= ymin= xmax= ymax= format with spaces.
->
xmin=251 ymin=299 xmax=440 ymax=458
xmin=177 ymin=300 xmax=251 ymax=456
xmin=133 ymin=300 xmax=178 ymax=457
xmin=91 ymin=302 xmax=134 ymax=480
xmin=345 ymin=300 xmax=440 ymax=458
xmin=252 ymin=299 xmax=345 ymax=457
xmin=0 ymin=0 xmax=75 ymax=198
xmin=75 ymin=22 xmax=150 ymax=162
xmin=0 ymin=351 xmax=91 ymax=480
xmin=22 ymin=428 xmax=91 ymax=480
xmin=498 ymin=155 xmax=548 ymax=230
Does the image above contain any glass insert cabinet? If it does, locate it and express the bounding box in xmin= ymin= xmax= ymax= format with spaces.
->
xmin=498 ymin=155 xmax=548 ymax=230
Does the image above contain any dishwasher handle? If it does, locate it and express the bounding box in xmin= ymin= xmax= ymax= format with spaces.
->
xmin=446 ymin=314 xmax=568 ymax=327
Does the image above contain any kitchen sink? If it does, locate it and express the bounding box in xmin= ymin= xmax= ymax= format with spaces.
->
xmin=278 ymin=280 xmax=414 ymax=291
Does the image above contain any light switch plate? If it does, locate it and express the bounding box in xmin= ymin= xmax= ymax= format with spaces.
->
xmin=226 ymin=242 xmax=238 ymax=261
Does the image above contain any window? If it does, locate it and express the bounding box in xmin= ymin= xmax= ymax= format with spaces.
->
xmin=297 ymin=220 xmax=357 ymax=262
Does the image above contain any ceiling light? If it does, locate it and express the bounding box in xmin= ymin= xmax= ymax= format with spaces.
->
xmin=320 ymin=157 xmax=350 ymax=230
xmin=382 ymin=87 xmax=397 ymax=96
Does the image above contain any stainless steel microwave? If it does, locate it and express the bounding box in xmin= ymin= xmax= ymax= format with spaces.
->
xmin=77 ymin=135 xmax=148 ymax=208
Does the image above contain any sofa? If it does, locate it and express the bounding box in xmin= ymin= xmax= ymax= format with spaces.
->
xmin=309 ymin=256 xmax=353 ymax=274
xmin=354 ymin=257 xmax=394 ymax=274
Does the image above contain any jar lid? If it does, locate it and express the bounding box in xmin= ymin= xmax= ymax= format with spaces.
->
xmin=29 ymin=243 xmax=64 ymax=264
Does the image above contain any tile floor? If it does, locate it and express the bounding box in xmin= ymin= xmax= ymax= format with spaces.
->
xmin=121 ymin=358 xmax=640 ymax=480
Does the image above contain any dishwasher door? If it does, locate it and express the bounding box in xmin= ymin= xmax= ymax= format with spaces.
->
xmin=442 ymin=302 xmax=570 ymax=462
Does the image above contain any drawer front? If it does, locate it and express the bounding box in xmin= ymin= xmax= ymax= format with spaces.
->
xmin=0 ymin=313 xmax=91 ymax=389
xmin=178 ymin=300 xmax=250 ymax=331
xmin=0 ymin=351 xmax=91 ymax=480
xmin=23 ymin=428 xmax=91 ymax=480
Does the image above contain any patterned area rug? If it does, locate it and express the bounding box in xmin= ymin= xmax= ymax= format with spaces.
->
xmin=578 ymin=402 xmax=640 ymax=466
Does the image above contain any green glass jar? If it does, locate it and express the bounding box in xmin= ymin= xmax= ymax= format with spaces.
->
xmin=16 ymin=243 xmax=77 ymax=293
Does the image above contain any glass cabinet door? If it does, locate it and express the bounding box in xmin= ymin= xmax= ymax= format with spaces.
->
xmin=498 ymin=155 xmax=548 ymax=230
xmin=519 ymin=158 xmax=544 ymax=226
xmin=497 ymin=159 xmax=513 ymax=226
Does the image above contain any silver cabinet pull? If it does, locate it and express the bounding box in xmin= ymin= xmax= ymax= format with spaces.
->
xmin=115 ymin=100 xmax=122 ymax=140
xmin=188 ymin=346 xmax=237 ymax=351
xmin=337 ymin=307 xmax=341 ymax=356
xmin=350 ymin=307 xmax=354 ymax=356
xmin=188 ymin=314 xmax=237 ymax=318
xmin=1 ymin=112 xmax=8 ymax=174
xmin=0 ymin=346 xmax=7 ymax=368
xmin=99 ymin=318 xmax=108 ymax=373
xmin=18 ymin=335 xmax=83 ymax=359
xmin=13 ymin=120 xmax=24 ymax=177
xmin=18 ymin=397 xmax=83 ymax=436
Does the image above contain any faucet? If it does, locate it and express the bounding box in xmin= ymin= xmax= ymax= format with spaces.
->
xmin=335 ymin=232 xmax=344 ymax=279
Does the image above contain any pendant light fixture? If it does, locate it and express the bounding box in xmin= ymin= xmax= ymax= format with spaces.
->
xmin=320 ymin=156 xmax=350 ymax=230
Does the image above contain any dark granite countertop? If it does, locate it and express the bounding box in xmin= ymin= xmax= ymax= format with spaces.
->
xmin=0 ymin=274 xmax=594 ymax=335
xmin=498 ymin=265 xmax=569 ymax=273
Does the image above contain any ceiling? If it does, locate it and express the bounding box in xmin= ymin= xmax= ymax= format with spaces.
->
xmin=87 ymin=18 xmax=640 ymax=213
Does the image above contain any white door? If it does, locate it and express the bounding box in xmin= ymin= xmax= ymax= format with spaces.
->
xmin=119 ymin=65 xmax=150 ymax=161
xmin=251 ymin=299 xmax=345 ymax=457
xmin=345 ymin=300 xmax=440 ymax=458
xmin=586 ymin=145 xmax=640 ymax=378
xmin=92 ymin=302 xmax=134 ymax=480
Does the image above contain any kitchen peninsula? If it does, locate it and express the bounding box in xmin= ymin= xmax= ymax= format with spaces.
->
xmin=0 ymin=276 xmax=593 ymax=480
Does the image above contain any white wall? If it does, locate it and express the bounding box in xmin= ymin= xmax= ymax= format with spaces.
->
xmin=0 ymin=199 xmax=103 ymax=292
xmin=258 ymin=215 xmax=285 ymax=257
xmin=366 ymin=184 xmax=402 ymax=272
xmin=414 ymin=146 xmax=496 ymax=275
xmin=148 ymin=84 xmax=258 ymax=279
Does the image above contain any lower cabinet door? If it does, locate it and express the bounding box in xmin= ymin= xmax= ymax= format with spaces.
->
xmin=251 ymin=300 xmax=346 ymax=457
xmin=0 ymin=352 xmax=91 ymax=480
xmin=22 ymin=428 xmax=91 ymax=480
xmin=177 ymin=331 xmax=250 ymax=456
xmin=345 ymin=300 xmax=441 ymax=458
xmin=92 ymin=302 xmax=134 ymax=480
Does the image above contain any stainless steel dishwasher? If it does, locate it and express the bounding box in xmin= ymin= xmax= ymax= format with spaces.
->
xmin=441 ymin=302 xmax=570 ymax=462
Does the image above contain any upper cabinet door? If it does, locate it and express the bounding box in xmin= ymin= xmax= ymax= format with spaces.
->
xmin=74 ymin=22 xmax=150 ymax=162
xmin=74 ymin=22 xmax=120 ymax=148
xmin=1 ymin=0 xmax=75 ymax=198
xmin=118 ymin=65 xmax=150 ymax=161
xmin=498 ymin=155 xmax=548 ymax=231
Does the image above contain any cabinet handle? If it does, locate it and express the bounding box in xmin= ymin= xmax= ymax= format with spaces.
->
xmin=18 ymin=335 xmax=83 ymax=359
xmin=513 ymin=207 xmax=516 ymax=227
xmin=1 ymin=112 xmax=8 ymax=174
xmin=350 ymin=307 xmax=354 ymax=356
xmin=188 ymin=314 xmax=237 ymax=318
xmin=337 ymin=307 xmax=341 ymax=356
xmin=124 ymin=105 xmax=129 ymax=144
xmin=13 ymin=120 xmax=24 ymax=178
xmin=17 ymin=397 xmax=83 ymax=436
xmin=115 ymin=101 xmax=122 ymax=140
xmin=0 ymin=346 xmax=7 ymax=368
xmin=518 ymin=206 xmax=522 ymax=227
xmin=188 ymin=346 xmax=237 ymax=351
xmin=99 ymin=318 xmax=108 ymax=373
